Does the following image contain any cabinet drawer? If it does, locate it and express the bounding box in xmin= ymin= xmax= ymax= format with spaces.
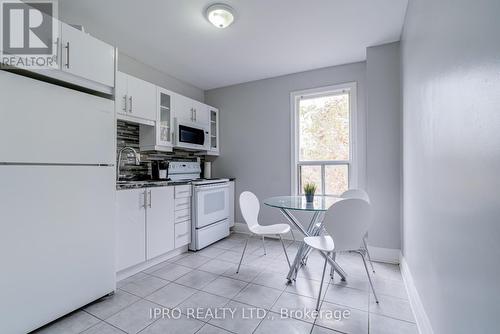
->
xmin=175 ymin=197 xmax=190 ymax=211
xmin=175 ymin=185 xmax=191 ymax=198
xmin=175 ymin=208 xmax=191 ymax=223
xmin=175 ymin=221 xmax=190 ymax=248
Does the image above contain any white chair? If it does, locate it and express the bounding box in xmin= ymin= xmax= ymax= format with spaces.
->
xmin=236 ymin=191 xmax=292 ymax=273
xmin=341 ymin=189 xmax=375 ymax=273
xmin=304 ymin=198 xmax=379 ymax=311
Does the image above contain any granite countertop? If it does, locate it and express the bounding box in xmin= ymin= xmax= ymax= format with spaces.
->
xmin=116 ymin=180 xmax=191 ymax=190
xmin=116 ymin=177 xmax=235 ymax=190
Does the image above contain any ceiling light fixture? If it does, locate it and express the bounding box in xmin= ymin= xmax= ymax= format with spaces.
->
xmin=206 ymin=4 xmax=235 ymax=29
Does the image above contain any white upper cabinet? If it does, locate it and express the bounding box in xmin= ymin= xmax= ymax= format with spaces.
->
xmin=195 ymin=102 xmax=210 ymax=125
xmin=60 ymin=23 xmax=115 ymax=88
xmin=116 ymin=71 xmax=157 ymax=125
xmin=173 ymin=94 xmax=208 ymax=125
xmin=173 ymin=93 xmax=194 ymax=123
xmin=207 ymin=105 xmax=220 ymax=156
xmin=139 ymin=87 xmax=174 ymax=152
xmin=22 ymin=22 xmax=115 ymax=94
xmin=115 ymin=72 xmax=129 ymax=116
xmin=113 ymin=71 xmax=220 ymax=154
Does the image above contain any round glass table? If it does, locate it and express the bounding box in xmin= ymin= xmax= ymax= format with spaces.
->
xmin=264 ymin=195 xmax=341 ymax=212
xmin=263 ymin=195 xmax=347 ymax=282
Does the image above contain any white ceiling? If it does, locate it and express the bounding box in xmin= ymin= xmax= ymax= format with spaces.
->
xmin=60 ymin=0 xmax=408 ymax=90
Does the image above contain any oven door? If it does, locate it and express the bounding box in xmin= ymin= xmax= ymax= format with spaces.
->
xmin=193 ymin=183 xmax=229 ymax=229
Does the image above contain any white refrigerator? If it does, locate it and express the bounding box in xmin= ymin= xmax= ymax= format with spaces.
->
xmin=0 ymin=70 xmax=116 ymax=334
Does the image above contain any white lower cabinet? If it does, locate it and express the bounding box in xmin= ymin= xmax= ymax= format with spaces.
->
xmin=116 ymin=188 xmax=146 ymax=272
xmin=116 ymin=185 xmax=190 ymax=272
xmin=174 ymin=185 xmax=192 ymax=248
xmin=146 ymin=187 xmax=175 ymax=260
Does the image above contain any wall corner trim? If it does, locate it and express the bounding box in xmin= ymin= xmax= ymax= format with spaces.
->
xmin=400 ymin=256 xmax=434 ymax=334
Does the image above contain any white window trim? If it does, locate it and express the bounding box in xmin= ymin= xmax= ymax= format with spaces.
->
xmin=290 ymin=82 xmax=359 ymax=195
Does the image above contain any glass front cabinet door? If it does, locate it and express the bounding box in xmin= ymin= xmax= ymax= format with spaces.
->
xmin=139 ymin=87 xmax=173 ymax=152
xmin=207 ymin=106 xmax=219 ymax=155
xmin=158 ymin=88 xmax=172 ymax=147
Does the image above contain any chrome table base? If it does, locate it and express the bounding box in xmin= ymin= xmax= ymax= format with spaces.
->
xmin=279 ymin=209 xmax=347 ymax=283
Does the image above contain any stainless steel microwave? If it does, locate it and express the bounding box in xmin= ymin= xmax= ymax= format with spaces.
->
xmin=174 ymin=119 xmax=209 ymax=151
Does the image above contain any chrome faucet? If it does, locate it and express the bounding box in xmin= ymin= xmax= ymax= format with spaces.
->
xmin=116 ymin=147 xmax=141 ymax=181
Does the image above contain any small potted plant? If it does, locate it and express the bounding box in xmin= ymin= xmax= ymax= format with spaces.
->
xmin=303 ymin=182 xmax=317 ymax=203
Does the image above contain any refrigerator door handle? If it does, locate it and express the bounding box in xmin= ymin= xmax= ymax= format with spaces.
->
xmin=148 ymin=189 xmax=152 ymax=208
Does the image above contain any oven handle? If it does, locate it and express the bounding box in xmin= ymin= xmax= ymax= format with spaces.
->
xmin=194 ymin=183 xmax=229 ymax=191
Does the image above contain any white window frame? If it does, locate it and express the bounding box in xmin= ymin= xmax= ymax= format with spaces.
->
xmin=290 ymin=82 xmax=359 ymax=196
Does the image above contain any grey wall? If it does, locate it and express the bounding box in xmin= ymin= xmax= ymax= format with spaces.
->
xmin=401 ymin=0 xmax=500 ymax=333
xmin=366 ymin=42 xmax=401 ymax=250
xmin=117 ymin=54 xmax=204 ymax=101
xmin=205 ymin=62 xmax=367 ymax=231
xmin=58 ymin=3 xmax=204 ymax=101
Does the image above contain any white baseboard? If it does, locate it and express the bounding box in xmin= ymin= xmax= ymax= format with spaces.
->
xmin=400 ymin=256 xmax=434 ymax=334
xmin=367 ymin=245 xmax=401 ymax=264
xmin=116 ymin=246 xmax=188 ymax=282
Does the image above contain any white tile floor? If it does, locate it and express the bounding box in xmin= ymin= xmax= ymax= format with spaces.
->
xmin=33 ymin=233 xmax=418 ymax=334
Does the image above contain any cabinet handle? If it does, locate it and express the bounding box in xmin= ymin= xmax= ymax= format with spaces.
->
xmin=176 ymin=214 xmax=190 ymax=220
xmin=177 ymin=232 xmax=189 ymax=238
xmin=142 ymin=191 xmax=147 ymax=209
xmin=129 ymin=96 xmax=133 ymax=113
xmin=64 ymin=42 xmax=70 ymax=68
xmin=190 ymin=108 xmax=193 ymax=121
xmin=194 ymin=108 xmax=197 ymax=121
xmin=123 ymin=95 xmax=128 ymax=112
xmin=148 ymin=189 xmax=152 ymax=208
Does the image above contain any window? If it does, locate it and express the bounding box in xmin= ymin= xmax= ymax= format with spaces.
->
xmin=291 ymin=83 xmax=358 ymax=196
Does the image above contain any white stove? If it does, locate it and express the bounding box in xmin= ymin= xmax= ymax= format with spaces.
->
xmin=168 ymin=161 xmax=230 ymax=250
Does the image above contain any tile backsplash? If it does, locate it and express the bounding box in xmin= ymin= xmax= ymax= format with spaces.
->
xmin=117 ymin=120 xmax=204 ymax=179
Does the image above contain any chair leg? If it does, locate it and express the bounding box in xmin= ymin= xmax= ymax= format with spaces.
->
xmin=329 ymin=252 xmax=336 ymax=279
xmin=290 ymin=229 xmax=296 ymax=241
xmin=363 ymin=237 xmax=375 ymax=273
xmin=278 ymin=234 xmax=291 ymax=269
xmin=357 ymin=251 xmax=379 ymax=303
xmin=236 ymin=235 xmax=250 ymax=274
xmin=316 ymin=254 xmax=329 ymax=311
xmin=261 ymin=235 xmax=267 ymax=255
